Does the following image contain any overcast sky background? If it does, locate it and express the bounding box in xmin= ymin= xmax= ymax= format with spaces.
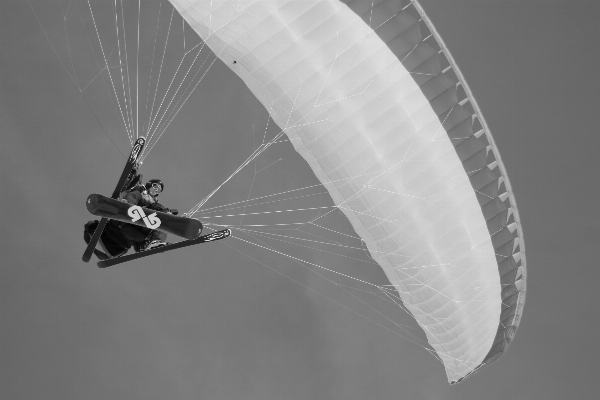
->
xmin=2 ymin=1 xmax=599 ymax=399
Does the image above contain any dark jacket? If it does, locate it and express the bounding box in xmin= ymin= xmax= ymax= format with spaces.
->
xmin=123 ymin=187 xmax=172 ymax=213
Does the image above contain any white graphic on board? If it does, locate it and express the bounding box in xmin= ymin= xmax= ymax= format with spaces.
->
xmin=127 ymin=205 xmax=161 ymax=229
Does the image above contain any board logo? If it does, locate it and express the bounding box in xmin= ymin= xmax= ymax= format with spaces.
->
xmin=127 ymin=205 xmax=161 ymax=229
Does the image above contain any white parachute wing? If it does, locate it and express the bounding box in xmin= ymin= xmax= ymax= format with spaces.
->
xmin=169 ymin=0 xmax=526 ymax=383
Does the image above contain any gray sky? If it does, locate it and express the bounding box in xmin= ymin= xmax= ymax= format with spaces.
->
xmin=2 ymin=1 xmax=599 ymax=399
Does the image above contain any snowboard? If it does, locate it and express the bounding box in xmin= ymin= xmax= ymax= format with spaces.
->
xmin=86 ymin=193 xmax=203 ymax=240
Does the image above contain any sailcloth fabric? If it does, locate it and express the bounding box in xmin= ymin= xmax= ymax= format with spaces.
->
xmin=169 ymin=0 xmax=526 ymax=383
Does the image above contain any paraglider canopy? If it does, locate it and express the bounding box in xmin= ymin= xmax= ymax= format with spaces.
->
xmin=168 ymin=0 xmax=526 ymax=383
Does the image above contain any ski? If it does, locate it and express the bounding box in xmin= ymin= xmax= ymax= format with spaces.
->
xmin=82 ymin=137 xmax=146 ymax=262
xmin=97 ymin=229 xmax=232 ymax=268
